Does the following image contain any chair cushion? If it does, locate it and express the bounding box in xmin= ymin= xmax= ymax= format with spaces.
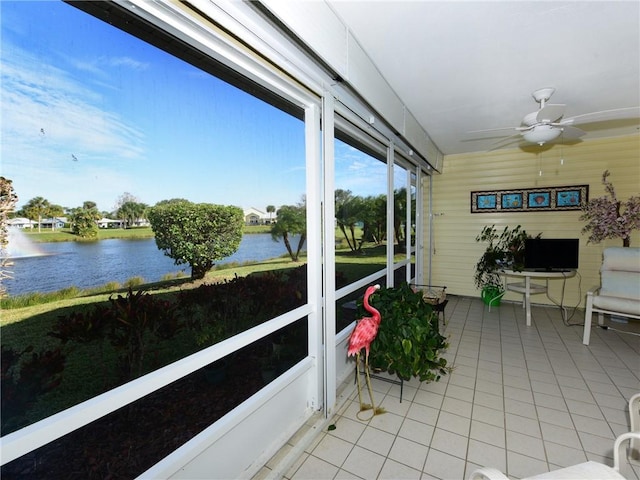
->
xmin=601 ymin=271 xmax=640 ymax=300
xmin=602 ymin=247 xmax=640 ymax=272
xmin=524 ymin=460 xmax=625 ymax=479
xmin=593 ymin=294 xmax=640 ymax=316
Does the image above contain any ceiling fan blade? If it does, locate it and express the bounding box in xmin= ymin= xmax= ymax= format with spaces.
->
xmin=487 ymin=133 xmax=522 ymax=151
xmin=559 ymin=125 xmax=586 ymax=140
xmin=561 ymin=106 xmax=640 ymax=125
xmin=467 ymin=126 xmax=517 ymax=134
xmin=537 ymin=104 xmax=565 ymax=123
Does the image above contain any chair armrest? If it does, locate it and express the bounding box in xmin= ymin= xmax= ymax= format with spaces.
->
xmin=627 ymin=395 xmax=640 ymax=462
xmin=586 ymin=286 xmax=601 ymax=297
xmin=468 ymin=467 xmax=510 ymax=480
xmin=613 ymin=431 xmax=640 ymax=471
xmin=631 ymin=393 xmax=640 ymax=428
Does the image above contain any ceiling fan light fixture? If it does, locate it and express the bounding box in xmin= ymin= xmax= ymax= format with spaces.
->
xmin=522 ymin=125 xmax=562 ymax=145
xmin=532 ymin=87 xmax=555 ymax=103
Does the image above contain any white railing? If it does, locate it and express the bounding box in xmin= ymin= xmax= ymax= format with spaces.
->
xmin=0 ymin=304 xmax=312 ymax=465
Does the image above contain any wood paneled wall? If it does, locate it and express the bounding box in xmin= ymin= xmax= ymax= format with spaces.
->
xmin=423 ymin=134 xmax=640 ymax=308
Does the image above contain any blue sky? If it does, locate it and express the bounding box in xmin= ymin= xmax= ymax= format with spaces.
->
xmin=1 ymin=1 xmax=386 ymax=214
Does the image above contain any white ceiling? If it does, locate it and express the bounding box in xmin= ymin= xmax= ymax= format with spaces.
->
xmin=327 ymin=1 xmax=640 ymax=155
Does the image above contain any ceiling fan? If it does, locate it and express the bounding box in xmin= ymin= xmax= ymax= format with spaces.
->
xmin=470 ymin=87 xmax=640 ymax=146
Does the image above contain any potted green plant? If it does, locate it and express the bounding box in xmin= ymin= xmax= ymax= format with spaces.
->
xmin=474 ymin=225 xmax=537 ymax=306
xmin=364 ymin=282 xmax=449 ymax=382
xmin=475 ymin=225 xmax=507 ymax=306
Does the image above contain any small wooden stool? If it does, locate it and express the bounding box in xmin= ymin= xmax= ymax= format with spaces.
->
xmin=431 ymin=299 xmax=449 ymax=324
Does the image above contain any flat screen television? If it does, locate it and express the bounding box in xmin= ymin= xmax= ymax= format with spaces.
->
xmin=524 ymin=238 xmax=579 ymax=271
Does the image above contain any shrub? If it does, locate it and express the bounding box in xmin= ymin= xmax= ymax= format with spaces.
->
xmin=178 ymin=268 xmax=306 ymax=343
xmin=1 ymin=345 xmax=65 ymax=433
xmin=50 ymin=289 xmax=181 ymax=381
xmin=161 ymin=271 xmax=186 ymax=281
xmin=123 ymin=276 xmax=145 ymax=288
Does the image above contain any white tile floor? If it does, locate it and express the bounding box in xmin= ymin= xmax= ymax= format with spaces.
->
xmin=257 ymin=295 xmax=640 ymax=480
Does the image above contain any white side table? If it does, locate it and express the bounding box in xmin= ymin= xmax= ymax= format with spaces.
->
xmin=501 ymin=269 xmax=576 ymax=326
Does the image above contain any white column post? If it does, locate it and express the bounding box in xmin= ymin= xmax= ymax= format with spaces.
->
xmin=305 ymin=103 xmax=323 ymax=410
xmin=321 ymin=94 xmax=337 ymax=416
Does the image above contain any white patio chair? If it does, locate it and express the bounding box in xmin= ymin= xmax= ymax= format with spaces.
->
xmin=469 ymin=431 xmax=640 ymax=479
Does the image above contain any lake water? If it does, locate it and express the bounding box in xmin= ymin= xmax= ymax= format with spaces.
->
xmin=3 ymin=233 xmax=303 ymax=296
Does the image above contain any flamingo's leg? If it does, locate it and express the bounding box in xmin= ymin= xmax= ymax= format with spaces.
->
xmin=356 ymin=352 xmax=382 ymax=421
xmin=356 ymin=353 xmax=372 ymax=412
xmin=363 ymin=353 xmax=375 ymax=412
xmin=363 ymin=352 xmax=385 ymax=417
xmin=354 ymin=353 xmax=365 ymax=411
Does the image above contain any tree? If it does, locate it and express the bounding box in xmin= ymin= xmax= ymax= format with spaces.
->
xmin=373 ymin=194 xmax=388 ymax=244
xmin=114 ymin=192 xmax=139 ymax=211
xmin=69 ymin=202 xmax=100 ymax=238
xmin=46 ymin=204 xmax=65 ymax=231
xmin=270 ymin=202 xmax=306 ymax=261
xmin=335 ymin=189 xmax=365 ymax=252
xmin=147 ymin=201 xmax=244 ymax=279
xmin=580 ymin=170 xmax=640 ymax=247
xmin=393 ymin=187 xmax=407 ymax=245
xmin=154 ymin=198 xmax=189 ymax=207
xmin=266 ymin=205 xmax=275 ymax=223
xmin=361 ymin=194 xmax=386 ymax=246
xmin=20 ymin=197 xmax=50 ymax=233
xmin=117 ymin=201 xmax=147 ymax=228
xmin=0 ymin=177 xmax=18 ymax=298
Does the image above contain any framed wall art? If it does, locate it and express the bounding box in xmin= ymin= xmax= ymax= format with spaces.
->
xmin=471 ymin=185 xmax=588 ymax=213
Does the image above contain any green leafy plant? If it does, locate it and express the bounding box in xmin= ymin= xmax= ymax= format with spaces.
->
xmin=107 ymin=289 xmax=181 ymax=379
xmin=364 ymin=282 xmax=449 ymax=382
xmin=474 ymin=225 xmax=537 ymax=290
xmin=50 ymin=288 xmax=181 ymax=381
xmin=1 ymin=345 xmax=66 ymax=433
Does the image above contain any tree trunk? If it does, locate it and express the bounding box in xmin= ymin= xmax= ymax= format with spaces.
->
xmin=623 ymin=236 xmax=630 ymax=247
xmin=339 ymin=224 xmax=355 ymax=251
xmin=349 ymin=225 xmax=359 ymax=252
xmin=282 ymin=232 xmax=296 ymax=261
xmin=294 ymin=233 xmax=306 ymax=261
xmin=191 ymin=261 xmax=212 ymax=280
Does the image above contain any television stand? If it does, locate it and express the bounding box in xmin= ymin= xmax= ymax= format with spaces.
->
xmin=500 ymin=269 xmax=576 ymax=326
xmin=533 ymin=268 xmax=572 ymax=273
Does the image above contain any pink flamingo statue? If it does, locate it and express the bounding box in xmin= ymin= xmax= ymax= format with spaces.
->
xmin=347 ymin=284 xmax=385 ymax=420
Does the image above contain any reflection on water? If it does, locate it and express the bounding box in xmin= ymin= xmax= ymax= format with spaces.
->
xmin=3 ymin=233 xmax=303 ymax=296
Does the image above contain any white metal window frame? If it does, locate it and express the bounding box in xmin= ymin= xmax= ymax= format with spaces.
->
xmin=1 ymin=0 xmax=324 ymax=465
xmin=1 ymin=0 xmax=435 ymax=470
